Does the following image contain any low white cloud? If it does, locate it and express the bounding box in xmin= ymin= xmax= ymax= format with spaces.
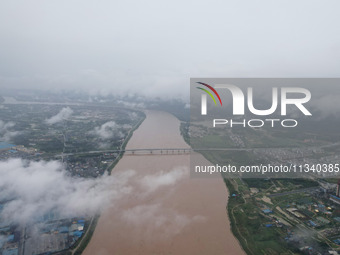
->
xmin=310 ymin=94 xmax=340 ymax=119
xmin=45 ymin=107 xmax=73 ymax=125
xmin=139 ymin=167 xmax=187 ymax=193
xmin=0 ymin=120 xmax=21 ymax=142
xmin=117 ymin=100 xmax=145 ymax=109
xmin=0 ymin=158 xmax=135 ymax=225
xmin=128 ymin=112 xmax=138 ymax=120
xmin=118 ymin=167 xmax=202 ymax=238
xmin=122 ymin=203 xmax=205 ymax=238
xmin=0 ymin=120 xmax=15 ymax=131
xmin=0 ymin=158 xmax=194 ymax=239
xmin=89 ymin=121 xmax=123 ymax=140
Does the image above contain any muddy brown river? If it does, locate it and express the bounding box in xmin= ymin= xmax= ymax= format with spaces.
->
xmin=83 ymin=111 xmax=244 ymax=255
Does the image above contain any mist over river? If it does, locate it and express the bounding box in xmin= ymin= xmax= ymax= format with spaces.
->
xmin=83 ymin=111 xmax=244 ymax=255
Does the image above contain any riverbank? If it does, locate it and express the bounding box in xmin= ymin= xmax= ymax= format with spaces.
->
xmin=71 ymin=111 xmax=146 ymax=255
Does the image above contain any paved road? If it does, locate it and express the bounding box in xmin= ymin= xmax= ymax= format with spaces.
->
xmin=268 ymin=186 xmax=320 ymax=197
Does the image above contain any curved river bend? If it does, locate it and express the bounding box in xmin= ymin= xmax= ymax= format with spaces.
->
xmin=84 ymin=111 xmax=244 ymax=255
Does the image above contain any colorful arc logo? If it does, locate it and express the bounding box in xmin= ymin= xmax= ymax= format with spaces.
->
xmin=196 ymin=82 xmax=223 ymax=106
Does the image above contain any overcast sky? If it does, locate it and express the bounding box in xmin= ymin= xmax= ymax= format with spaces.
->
xmin=0 ymin=0 xmax=339 ymax=99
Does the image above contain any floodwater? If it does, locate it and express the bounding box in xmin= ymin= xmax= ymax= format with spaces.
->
xmin=83 ymin=111 xmax=244 ymax=255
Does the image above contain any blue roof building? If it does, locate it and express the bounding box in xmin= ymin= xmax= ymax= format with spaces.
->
xmin=0 ymin=142 xmax=15 ymax=150
xmin=3 ymin=248 xmax=18 ymax=255
xmin=7 ymin=235 xmax=14 ymax=242
xmin=309 ymin=220 xmax=317 ymax=227
xmin=72 ymin=231 xmax=83 ymax=237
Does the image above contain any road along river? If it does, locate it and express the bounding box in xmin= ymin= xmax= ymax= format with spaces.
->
xmin=83 ymin=110 xmax=244 ymax=255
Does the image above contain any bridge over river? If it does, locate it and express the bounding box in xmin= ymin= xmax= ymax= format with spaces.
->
xmin=56 ymin=141 xmax=340 ymax=157
xmin=57 ymin=147 xmax=258 ymax=157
